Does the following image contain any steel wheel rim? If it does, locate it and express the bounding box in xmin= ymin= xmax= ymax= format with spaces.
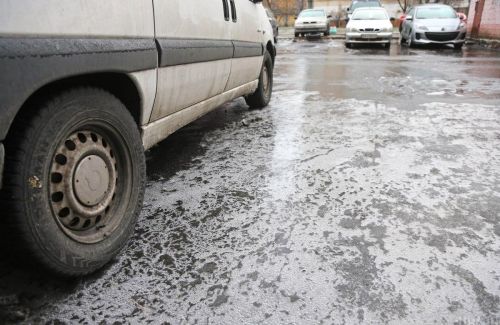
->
xmin=49 ymin=125 xmax=131 ymax=244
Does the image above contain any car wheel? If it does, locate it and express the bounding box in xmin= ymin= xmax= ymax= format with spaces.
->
xmin=399 ymin=34 xmax=406 ymax=45
xmin=295 ymin=32 xmax=300 ymax=38
xmin=454 ymin=43 xmax=463 ymax=50
xmin=346 ymin=42 xmax=353 ymax=48
xmin=245 ymin=51 xmax=273 ymax=109
xmin=384 ymin=42 xmax=391 ymax=49
xmin=1 ymin=87 xmax=146 ymax=276
xmin=408 ymin=34 xmax=415 ymax=48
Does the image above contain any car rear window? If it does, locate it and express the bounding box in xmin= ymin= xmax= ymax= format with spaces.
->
xmin=352 ymin=10 xmax=388 ymax=20
xmin=416 ymin=7 xmax=457 ymax=19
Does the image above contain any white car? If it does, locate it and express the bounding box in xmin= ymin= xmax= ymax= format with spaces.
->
xmin=294 ymin=9 xmax=331 ymax=37
xmin=0 ymin=0 xmax=275 ymax=276
xmin=345 ymin=7 xmax=394 ymax=48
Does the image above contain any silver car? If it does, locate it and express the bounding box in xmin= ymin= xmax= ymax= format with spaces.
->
xmin=345 ymin=8 xmax=393 ymax=48
xmin=401 ymin=4 xmax=466 ymax=50
xmin=294 ymin=9 xmax=331 ymax=37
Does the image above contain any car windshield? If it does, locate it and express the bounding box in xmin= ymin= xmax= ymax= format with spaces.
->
xmin=299 ymin=10 xmax=325 ymax=18
xmin=352 ymin=10 xmax=388 ymax=20
xmin=416 ymin=7 xmax=457 ymax=19
xmin=351 ymin=2 xmax=380 ymax=10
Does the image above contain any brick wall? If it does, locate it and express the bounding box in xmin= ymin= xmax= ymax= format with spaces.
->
xmin=467 ymin=0 xmax=500 ymax=39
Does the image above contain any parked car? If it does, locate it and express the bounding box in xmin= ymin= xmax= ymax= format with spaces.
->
xmin=266 ymin=8 xmax=279 ymax=43
xmin=294 ymin=9 xmax=331 ymax=37
xmin=400 ymin=4 xmax=466 ymax=50
xmin=345 ymin=7 xmax=393 ymax=48
xmin=346 ymin=0 xmax=382 ymax=21
xmin=0 ymin=0 xmax=276 ymax=276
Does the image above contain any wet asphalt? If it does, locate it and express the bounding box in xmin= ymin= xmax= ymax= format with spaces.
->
xmin=1 ymin=40 xmax=500 ymax=324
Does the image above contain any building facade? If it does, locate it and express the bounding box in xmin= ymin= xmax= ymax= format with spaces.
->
xmin=467 ymin=0 xmax=500 ymax=39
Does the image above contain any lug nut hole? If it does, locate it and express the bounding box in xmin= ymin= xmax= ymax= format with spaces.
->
xmin=69 ymin=217 xmax=80 ymax=227
xmin=91 ymin=133 xmax=98 ymax=142
xmin=55 ymin=154 xmax=67 ymax=165
xmin=58 ymin=207 xmax=70 ymax=218
xmin=51 ymin=173 xmax=63 ymax=183
xmin=65 ymin=140 xmax=76 ymax=151
xmin=51 ymin=192 xmax=64 ymax=202
xmin=77 ymin=133 xmax=87 ymax=143
xmin=82 ymin=219 xmax=91 ymax=229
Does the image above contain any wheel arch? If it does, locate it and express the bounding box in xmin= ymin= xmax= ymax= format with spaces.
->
xmin=5 ymin=72 xmax=143 ymax=144
xmin=266 ymin=41 xmax=276 ymax=65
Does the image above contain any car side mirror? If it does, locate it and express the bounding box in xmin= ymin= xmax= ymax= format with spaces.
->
xmin=406 ymin=15 xmax=413 ymax=21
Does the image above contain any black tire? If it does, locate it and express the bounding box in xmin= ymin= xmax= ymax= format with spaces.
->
xmin=295 ymin=32 xmax=300 ymax=38
xmin=346 ymin=42 xmax=353 ymax=48
xmin=399 ymin=35 xmax=406 ymax=45
xmin=454 ymin=43 xmax=463 ymax=50
xmin=408 ymin=34 xmax=415 ymax=48
xmin=1 ymin=87 xmax=146 ymax=276
xmin=384 ymin=42 xmax=391 ymax=49
xmin=245 ymin=51 xmax=274 ymax=109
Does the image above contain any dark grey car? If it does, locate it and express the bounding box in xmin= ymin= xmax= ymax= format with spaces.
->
xmin=401 ymin=4 xmax=466 ymax=50
xmin=266 ymin=8 xmax=279 ymax=43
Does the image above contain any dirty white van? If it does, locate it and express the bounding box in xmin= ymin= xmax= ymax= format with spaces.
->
xmin=0 ymin=0 xmax=275 ymax=275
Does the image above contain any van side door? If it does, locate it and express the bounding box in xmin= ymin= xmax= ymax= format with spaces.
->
xmin=150 ymin=0 xmax=233 ymax=122
xmin=224 ymin=0 xmax=264 ymax=92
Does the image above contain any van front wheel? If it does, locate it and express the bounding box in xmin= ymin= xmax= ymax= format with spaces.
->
xmin=2 ymin=87 xmax=146 ymax=276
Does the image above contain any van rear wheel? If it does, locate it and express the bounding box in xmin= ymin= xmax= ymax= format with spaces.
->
xmin=245 ymin=51 xmax=274 ymax=109
xmin=1 ymin=88 xmax=145 ymax=276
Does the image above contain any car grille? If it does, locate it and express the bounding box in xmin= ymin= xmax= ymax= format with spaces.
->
xmin=425 ymin=32 xmax=459 ymax=42
xmin=359 ymin=28 xmax=380 ymax=32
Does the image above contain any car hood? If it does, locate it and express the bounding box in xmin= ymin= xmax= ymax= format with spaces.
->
xmin=347 ymin=19 xmax=392 ymax=29
xmin=414 ymin=18 xmax=460 ymax=31
xmin=296 ymin=17 xmax=327 ymax=24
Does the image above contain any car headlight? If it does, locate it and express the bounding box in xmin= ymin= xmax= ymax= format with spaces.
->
xmin=415 ymin=25 xmax=429 ymax=31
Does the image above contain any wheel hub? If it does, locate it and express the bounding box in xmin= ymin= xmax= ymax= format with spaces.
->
xmin=74 ymin=155 xmax=110 ymax=206
xmin=49 ymin=131 xmax=117 ymax=237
